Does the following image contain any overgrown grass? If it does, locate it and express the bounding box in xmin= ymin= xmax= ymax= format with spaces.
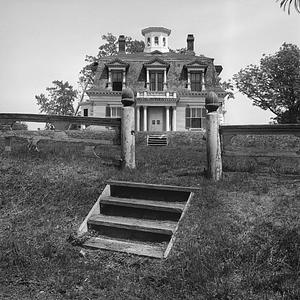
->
xmin=0 ymin=144 xmax=299 ymax=299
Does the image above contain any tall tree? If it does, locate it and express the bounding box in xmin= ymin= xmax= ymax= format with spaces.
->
xmin=35 ymin=80 xmax=77 ymax=115
xmin=233 ymin=43 xmax=300 ymax=124
xmin=277 ymin=0 xmax=300 ymax=14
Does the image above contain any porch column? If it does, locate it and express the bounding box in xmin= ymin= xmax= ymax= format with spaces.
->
xmin=172 ymin=107 xmax=177 ymax=131
xmin=146 ymin=70 xmax=150 ymax=89
xmin=136 ymin=106 xmax=140 ymax=131
xmin=108 ymin=69 xmax=112 ymax=90
xmin=187 ymin=71 xmax=191 ymax=90
xmin=201 ymin=71 xmax=205 ymax=91
xmin=163 ymin=69 xmax=167 ymax=90
xmin=143 ymin=106 xmax=147 ymax=131
xmin=122 ymin=69 xmax=126 ymax=89
xmin=166 ymin=107 xmax=170 ymax=131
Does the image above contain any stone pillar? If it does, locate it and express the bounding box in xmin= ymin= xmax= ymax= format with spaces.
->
xmin=205 ymin=92 xmax=222 ymax=181
xmin=166 ymin=107 xmax=170 ymax=131
xmin=143 ymin=106 xmax=147 ymax=131
xmin=172 ymin=107 xmax=177 ymax=131
xmin=136 ymin=106 xmax=140 ymax=131
xmin=163 ymin=69 xmax=167 ymax=90
xmin=121 ymin=88 xmax=136 ymax=169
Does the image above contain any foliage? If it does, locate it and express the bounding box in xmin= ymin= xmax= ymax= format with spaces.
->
xmin=277 ymin=0 xmax=300 ymax=14
xmin=35 ymin=80 xmax=77 ymax=116
xmin=233 ymin=43 xmax=300 ymax=124
xmin=220 ymin=80 xmax=235 ymax=99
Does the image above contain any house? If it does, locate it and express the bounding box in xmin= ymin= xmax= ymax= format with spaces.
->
xmin=80 ymin=27 xmax=226 ymax=131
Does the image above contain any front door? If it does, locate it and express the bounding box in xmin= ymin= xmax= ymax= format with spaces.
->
xmin=148 ymin=107 xmax=163 ymax=131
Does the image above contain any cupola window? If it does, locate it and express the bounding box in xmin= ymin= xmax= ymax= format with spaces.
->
xmin=154 ymin=36 xmax=159 ymax=46
xmin=147 ymin=37 xmax=151 ymax=46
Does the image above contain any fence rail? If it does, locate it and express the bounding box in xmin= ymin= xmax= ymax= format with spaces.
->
xmin=0 ymin=113 xmax=121 ymax=127
xmin=0 ymin=113 xmax=122 ymax=152
xmin=219 ymin=124 xmax=300 ymax=147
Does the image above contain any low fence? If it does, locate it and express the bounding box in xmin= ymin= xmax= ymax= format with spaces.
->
xmin=0 ymin=113 xmax=121 ymax=161
xmin=219 ymin=124 xmax=300 ymax=174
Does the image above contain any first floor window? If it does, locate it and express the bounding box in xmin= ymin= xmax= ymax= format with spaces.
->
xmin=185 ymin=107 xmax=206 ymax=129
xmin=111 ymin=70 xmax=123 ymax=91
xmin=106 ymin=106 xmax=122 ymax=118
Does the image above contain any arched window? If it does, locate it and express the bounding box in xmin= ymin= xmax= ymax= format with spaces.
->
xmin=147 ymin=37 xmax=151 ymax=46
xmin=154 ymin=36 xmax=159 ymax=46
xmin=163 ymin=37 xmax=166 ymax=46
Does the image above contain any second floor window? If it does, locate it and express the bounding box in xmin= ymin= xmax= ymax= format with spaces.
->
xmin=111 ymin=70 xmax=123 ymax=91
xmin=190 ymin=72 xmax=202 ymax=91
xmin=150 ymin=71 xmax=163 ymax=91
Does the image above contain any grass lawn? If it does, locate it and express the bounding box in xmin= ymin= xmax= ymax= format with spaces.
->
xmin=0 ymin=144 xmax=299 ymax=299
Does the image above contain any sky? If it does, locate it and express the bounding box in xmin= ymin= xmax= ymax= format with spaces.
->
xmin=0 ymin=0 xmax=299 ymax=127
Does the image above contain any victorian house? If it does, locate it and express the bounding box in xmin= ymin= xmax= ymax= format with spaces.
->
xmin=80 ymin=27 xmax=226 ymax=131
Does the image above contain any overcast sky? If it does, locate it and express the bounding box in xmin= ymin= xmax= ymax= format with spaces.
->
xmin=0 ymin=0 xmax=299 ymax=126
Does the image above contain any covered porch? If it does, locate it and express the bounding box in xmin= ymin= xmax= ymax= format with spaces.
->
xmin=135 ymin=91 xmax=178 ymax=132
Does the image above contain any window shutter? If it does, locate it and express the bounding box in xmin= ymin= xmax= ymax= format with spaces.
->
xmin=105 ymin=106 xmax=111 ymax=117
xmin=185 ymin=107 xmax=190 ymax=129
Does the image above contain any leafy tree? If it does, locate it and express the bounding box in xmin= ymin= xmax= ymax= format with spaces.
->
xmin=277 ymin=0 xmax=300 ymax=14
xmin=233 ymin=43 xmax=300 ymax=124
xmin=35 ymin=80 xmax=77 ymax=115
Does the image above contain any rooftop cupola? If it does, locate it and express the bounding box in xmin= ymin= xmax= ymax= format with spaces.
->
xmin=141 ymin=27 xmax=171 ymax=53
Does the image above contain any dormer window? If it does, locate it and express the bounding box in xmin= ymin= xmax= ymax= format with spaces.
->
xmin=144 ymin=58 xmax=170 ymax=91
xmin=186 ymin=60 xmax=207 ymax=91
xmin=105 ymin=58 xmax=129 ymax=91
xmin=154 ymin=36 xmax=159 ymax=46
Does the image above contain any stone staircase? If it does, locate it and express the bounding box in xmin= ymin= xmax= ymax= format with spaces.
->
xmin=78 ymin=180 xmax=194 ymax=258
xmin=147 ymin=134 xmax=168 ymax=146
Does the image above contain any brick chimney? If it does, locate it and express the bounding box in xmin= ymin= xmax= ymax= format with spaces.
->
xmin=118 ymin=35 xmax=126 ymax=53
xmin=187 ymin=34 xmax=194 ymax=52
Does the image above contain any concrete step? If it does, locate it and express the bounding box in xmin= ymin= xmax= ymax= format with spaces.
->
xmin=88 ymin=214 xmax=177 ymax=236
xmin=100 ymin=196 xmax=185 ymax=213
xmin=108 ymin=180 xmax=193 ymax=202
xmin=83 ymin=236 xmax=165 ymax=258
